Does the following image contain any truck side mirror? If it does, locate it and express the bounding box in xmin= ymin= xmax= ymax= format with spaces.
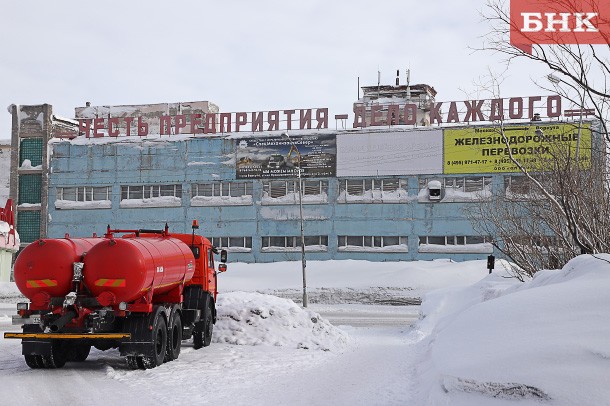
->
xmin=218 ymin=263 xmax=227 ymax=273
xmin=220 ymin=249 xmax=227 ymax=263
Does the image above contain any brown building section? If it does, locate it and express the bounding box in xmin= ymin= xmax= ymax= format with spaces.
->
xmin=9 ymin=104 xmax=55 ymax=244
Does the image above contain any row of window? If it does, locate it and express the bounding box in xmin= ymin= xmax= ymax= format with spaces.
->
xmin=208 ymin=235 xmax=492 ymax=254
xmin=55 ymin=176 xmax=535 ymax=208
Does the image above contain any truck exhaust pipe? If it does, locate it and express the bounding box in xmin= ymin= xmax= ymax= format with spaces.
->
xmin=49 ymin=310 xmax=77 ymax=332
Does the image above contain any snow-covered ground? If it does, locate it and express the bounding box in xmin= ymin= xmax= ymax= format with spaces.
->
xmin=410 ymin=254 xmax=610 ymax=405
xmin=1 ymin=257 xmax=609 ymax=405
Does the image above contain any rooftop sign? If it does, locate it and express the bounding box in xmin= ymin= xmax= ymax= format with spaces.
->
xmin=71 ymin=95 xmax=580 ymax=139
xmin=78 ymin=108 xmax=329 ymax=138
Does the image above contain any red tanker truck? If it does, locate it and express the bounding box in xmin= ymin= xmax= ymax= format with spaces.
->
xmin=4 ymin=221 xmax=227 ymax=370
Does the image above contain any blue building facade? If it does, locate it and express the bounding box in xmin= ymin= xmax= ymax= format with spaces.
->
xmin=10 ymin=96 xmax=595 ymax=263
xmin=44 ymin=121 xmax=591 ymax=263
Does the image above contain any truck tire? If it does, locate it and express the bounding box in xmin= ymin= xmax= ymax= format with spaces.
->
xmin=24 ymin=355 xmax=44 ymax=369
xmin=66 ymin=344 xmax=91 ymax=362
xmin=165 ymin=309 xmax=182 ymax=362
xmin=140 ymin=311 xmax=167 ymax=369
xmin=22 ymin=325 xmax=46 ymax=369
xmin=193 ymin=296 xmax=213 ymax=349
xmin=126 ymin=356 xmax=141 ymax=369
xmin=41 ymin=341 xmax=67 ymax=368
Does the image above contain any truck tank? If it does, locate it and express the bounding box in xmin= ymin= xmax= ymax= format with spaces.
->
xmin=83 ymin=236 xmax=196 ymax=305
xmin=13 ymin=238 xmax=101 ymax=305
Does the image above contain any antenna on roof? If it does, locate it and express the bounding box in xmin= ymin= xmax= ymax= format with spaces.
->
xmin=377 ymin=69 xmax=381 ymax=97
xmin=406 ymin=68 xmax=411 ymax=99
xmin=396 ymin=69 xmax=400 ymax=86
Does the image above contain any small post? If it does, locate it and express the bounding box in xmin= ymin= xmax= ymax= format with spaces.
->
xmin=487 ymin=255 xmax=495 ymax=274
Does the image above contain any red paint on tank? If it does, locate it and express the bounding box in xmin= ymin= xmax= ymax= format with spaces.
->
xmin=14 ymin=238 xmax=101 ymax=301
xmin=83 ymin=236 xmax=195 ymax=304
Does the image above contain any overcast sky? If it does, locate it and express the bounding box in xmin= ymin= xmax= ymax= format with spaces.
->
xmin=0 ymin=0 xmax=553 ymax=139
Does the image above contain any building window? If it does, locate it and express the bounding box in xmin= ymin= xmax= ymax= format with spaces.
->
xmin=18 ymin=174 xmax=42 ymax=205
xmin=337 ymin=178 xmax=408 ymax=203
xmin=19 ymin=138 xmax=43 ymax=168
xmin=16 ymin=211 xmax=41 ymax=243
xmin=418 ymin=235 xmax=493 ymax=253
xmin=55 ymin=186 xmax=112 ymax=210
xmin=261 ymin=180 xmax=328 ymax=205
xmin=210 ymin=237 xmax=253 ymax=252
xmin=418 ymin=176 xmax=492 ymax=202
xmin=120 ymin=184 xmax=182 ymax=208
xmin=504 ymin=175 xmax=549 ymax=200
xmin=191 ymin=181 xmax=253 ymax=206
xmin=261 ymin=235 xmax=328 ymax=252
xmin=337 ymin=235 xmax=408 ymax=252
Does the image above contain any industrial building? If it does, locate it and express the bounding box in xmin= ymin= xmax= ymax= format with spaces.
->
xmin=7 ymin=80 xmax=595 ymax=263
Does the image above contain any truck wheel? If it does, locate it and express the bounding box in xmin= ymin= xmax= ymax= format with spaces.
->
xmin=193 ymin=297 xmax=213 ymax=349
xmin=66 ymin=344 xmax=91 ymax=362
xmin=126 ymin=356 xmax=141 ymax=369
xmin=140 ymin=312 xmax=167 ymax=369
xmin=24 ymin=355 xmax=44 ymax=369
xmin=41 ymin=341 xmax=67 ymax=368
xmin=165 ymin=311 xmax=182 ymax=362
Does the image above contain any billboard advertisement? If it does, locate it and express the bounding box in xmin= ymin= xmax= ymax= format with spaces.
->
xmin=444 ymin=123 xmax=592 ymax=174
xmin=336 ymin=129 xmax=443 ymax=177
xmin=235 ymin=134 xmax=336 ymax=179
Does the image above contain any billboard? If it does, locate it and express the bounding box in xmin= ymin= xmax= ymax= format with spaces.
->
xmin=336 ymin=129 xmax=443 ymax=177
xmin=235 ymin=134 xmax=336 ymax=179
xmin=444 ymin=123 xmax=592 ymax=174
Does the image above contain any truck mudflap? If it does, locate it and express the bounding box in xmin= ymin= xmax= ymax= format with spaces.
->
xmin=4 ymin=332 xmax=131 ymax=340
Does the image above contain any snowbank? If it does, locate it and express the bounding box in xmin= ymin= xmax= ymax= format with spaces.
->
xmin=214 ymin=292 xmax=349 ymax=351
xmin=412 ymin=254 xmax=610 ymax=405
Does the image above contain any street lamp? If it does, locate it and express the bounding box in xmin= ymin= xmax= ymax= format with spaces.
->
xmin=281 ymin=132 xmax=308 ymax=308
xmin=547 ymin=73 xmax=585 ymax=164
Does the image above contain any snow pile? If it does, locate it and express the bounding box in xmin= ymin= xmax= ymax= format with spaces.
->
xmin=55 ymin=200 xmax=112 ymax=210
xmin=119 ymin=196 xmax=181 ymax=208
xmin=336 ymin=189 xmax=411 ymax=203
xmin=0 ymin=281 xmax=22 ymax=300
xmin=417 ymin=242 xmax=493 ymax=254
xmin=18 ymin=159 xmax=42 ymax=170
xmin=261 ymin=191 xmax=328 ymax=205
xmin=191 ymin=195 xmax=253 ymax=206
xmin=214 ymin=292 xmax=350 ymax=351
xmin=412 ymin=254 xmax=610 ymax=405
